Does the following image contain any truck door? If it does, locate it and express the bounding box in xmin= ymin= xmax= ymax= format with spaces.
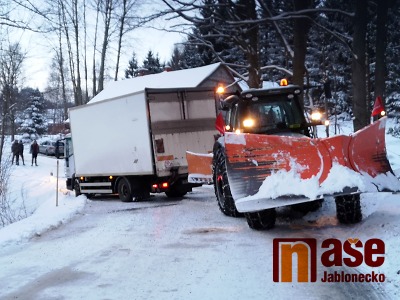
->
xmin=147 ymin=88 xmax=219 ymax=178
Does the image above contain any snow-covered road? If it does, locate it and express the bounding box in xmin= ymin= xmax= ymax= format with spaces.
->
xmin=0 ymin=185 xmax=398 ymax=299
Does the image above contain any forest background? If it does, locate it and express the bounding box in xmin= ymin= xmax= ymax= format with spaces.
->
xmin=0 ymin=0 xmax=399 ymax=163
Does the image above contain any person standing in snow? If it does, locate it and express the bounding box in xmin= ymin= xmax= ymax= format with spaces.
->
xmin=30 ymin=140 xmax=39 ymax=166
xmin=11 ymin=140 xmax=20 ymax=165
xmin=18 ymin=140 xmax=25 ymax=165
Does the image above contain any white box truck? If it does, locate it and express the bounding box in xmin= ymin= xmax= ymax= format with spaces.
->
xmin=63 ymin=87 xmax=220 ymax=201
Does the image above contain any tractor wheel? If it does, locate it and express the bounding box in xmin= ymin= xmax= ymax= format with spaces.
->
xmin=245 ymin=209 xmax=276 ymax=230
xmin=117 ymin=177 xmax=133 ymax=202
xmin=291 ymin=199 xmax=323 ymax=214
xmin=213 ymin=146 xmax=242 ymax=217
xmin=335 ymin=194 xmax=362 ymax=224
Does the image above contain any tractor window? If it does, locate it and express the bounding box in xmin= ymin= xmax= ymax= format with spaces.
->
xmin=239 ymin=96 xmax=306 ymax=134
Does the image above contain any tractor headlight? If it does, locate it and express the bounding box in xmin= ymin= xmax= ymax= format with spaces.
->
xmin=311 ymin=111 xmax=322 ymax=121
xmin=243 ymin=118 xmax=255 ymax=128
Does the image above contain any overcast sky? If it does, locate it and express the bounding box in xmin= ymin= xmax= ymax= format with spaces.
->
xmin=21 ymin=28 xmax=183 ymax=91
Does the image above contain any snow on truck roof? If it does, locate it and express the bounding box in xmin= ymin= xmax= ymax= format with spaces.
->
xmin=88 ymin=63 xmax=224 ymax=104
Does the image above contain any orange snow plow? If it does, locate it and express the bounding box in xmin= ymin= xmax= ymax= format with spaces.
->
xmin=225 ymin=117 xmax=399 ymax=207
xmin=186 ymin=151 xmax=213 ymax=184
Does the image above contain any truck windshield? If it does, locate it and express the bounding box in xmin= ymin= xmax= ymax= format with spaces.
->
xmin=239 ymin=96 xmax=306 ymax=134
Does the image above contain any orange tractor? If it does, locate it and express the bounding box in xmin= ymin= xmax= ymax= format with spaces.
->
xmin=187 ymin=83 xmax=399 ymax=230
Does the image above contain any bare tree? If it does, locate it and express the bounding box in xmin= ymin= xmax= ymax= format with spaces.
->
xmin=59 ymin=0 xmax=84 ymax=106
xmin=113 ymin=0 xmax=141 ymax=81
xmin=0 ymin=43 xmax=25 ymax=162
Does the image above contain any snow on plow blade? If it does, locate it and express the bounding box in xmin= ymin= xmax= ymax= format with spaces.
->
xmin=186 ymin=151 xmax=213 ymax=184
xmin=225 ymin=117 xmax=400 ymax=212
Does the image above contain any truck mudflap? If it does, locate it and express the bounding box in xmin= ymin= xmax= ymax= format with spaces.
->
xmin=224 ymin=117 xmax=400 ymax=212
xmin=186 ymin=151 xmax=213 ymax=184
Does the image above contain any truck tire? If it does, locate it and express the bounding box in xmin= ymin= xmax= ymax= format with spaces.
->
xmin=74 ymin=179 xmax=81 ymax=197
xmin=117 ymin=177 xmax=133 ymax=202
xmin=244 ymin=209 xmax=276 ymax=230
xmin=165 ymin=190 xmax=187 ymax=198
xmin=213 ymin=146 xmax=242 ymax=217
xmin=335 ymin=194 xmax=362 ymax=224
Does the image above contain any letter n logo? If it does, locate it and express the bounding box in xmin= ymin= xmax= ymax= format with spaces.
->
xmin=273 ymin=238 xmax=317 ymax=282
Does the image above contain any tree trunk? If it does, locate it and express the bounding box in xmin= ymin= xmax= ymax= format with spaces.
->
xmin=352 ymin=0 xmax=369 ymax=131
xmin=114 ymin=0 xmax=127 ymax=81
xmin=243 ymin=0 xmax=260 ymax=88
xmin=97 ymin=0 xmax=113 ymax=94
xmin=374 ymin=0 xmax=388 ymax=105
xmin=73 ymin=0 xmax=83 ymax=106
xmin=292 ymin=0 xmax=313 ymax=108
xmin=92 ymin=0 xmax=100 ymax=97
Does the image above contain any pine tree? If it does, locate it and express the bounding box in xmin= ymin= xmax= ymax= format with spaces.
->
xmin=125 ymin=52 xmax=139 ymax=78
xmin=142 ymin=51 xmax=163 ymax=74
xmin=18 ymin=88 xmax=48 ymax=138
xmin=385 ymin=0 xmax=400 ymax=117
xmin=180 ymin=33 xmax=206 ymax=69
xmin=168 ymin=45 xmax=184 ymax=70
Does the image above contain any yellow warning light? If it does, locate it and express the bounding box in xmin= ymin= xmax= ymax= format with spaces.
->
xmin=109 ymin=176 xmax=113 ymax=180
xmin=280 ymin=78 xmax=288 ymax=86
xmin=216 ymin=85 xmax=225 ymax=94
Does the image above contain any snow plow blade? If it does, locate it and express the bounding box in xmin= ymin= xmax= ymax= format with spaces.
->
xmin=225 ymin=117 xmax=400 ymax=212
xmin=186 ymin=151 xmax=213 ymax=184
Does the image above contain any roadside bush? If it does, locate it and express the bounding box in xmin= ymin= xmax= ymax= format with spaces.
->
xmin=0 ymin=155 xmax=27 ymax=227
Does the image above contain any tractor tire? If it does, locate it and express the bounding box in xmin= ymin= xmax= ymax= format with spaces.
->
xmin=117 ymin=177 xmax=134 ymax=202
xmin=213 ymin=146 xmax=242 ymax=217
xmin=291 ymin=199 xmax=323 ymax=214
xmin=335 ymin=194 xmax=362 ymax=224
xmin=245 ymin=209 xmax=276 ymax=230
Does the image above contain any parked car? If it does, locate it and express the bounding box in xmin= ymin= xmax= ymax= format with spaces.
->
xmin=39 ymin=140 xmax=64 ymax=156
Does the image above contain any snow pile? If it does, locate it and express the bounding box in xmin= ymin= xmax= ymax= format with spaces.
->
xmin=243 ymin=164 xmax=320 ymax=201
xmin=0 ymin=137 xmax=86 ymax=246
xmin=0 ymin=193 xmax=86 ymax=246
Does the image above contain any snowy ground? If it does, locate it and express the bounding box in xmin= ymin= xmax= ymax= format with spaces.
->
xmin=0 ymin=119 xmax=399 ymax=299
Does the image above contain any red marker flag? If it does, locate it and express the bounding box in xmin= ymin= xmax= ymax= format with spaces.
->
xmin=371 ymin=96 xmax=384 ymax=117
xmin=215 ymin=112 xmax=225 ymax=134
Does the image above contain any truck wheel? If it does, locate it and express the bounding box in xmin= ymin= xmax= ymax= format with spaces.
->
xmin=335 ymin=194 xmax=362 ymax=224
xmin=117 ymin=177 xmax=133 ymax=202
xmin=244 ymin=209 xmax=276 ymax=230
xmin=213 ymin=146 xmax=242 ymax=217
xmin=74 ymin=179 xmax=81 ymax=197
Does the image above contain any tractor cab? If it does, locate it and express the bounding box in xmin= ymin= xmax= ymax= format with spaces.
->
xmin=219 ymin=85 xmax=312 ymax=136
